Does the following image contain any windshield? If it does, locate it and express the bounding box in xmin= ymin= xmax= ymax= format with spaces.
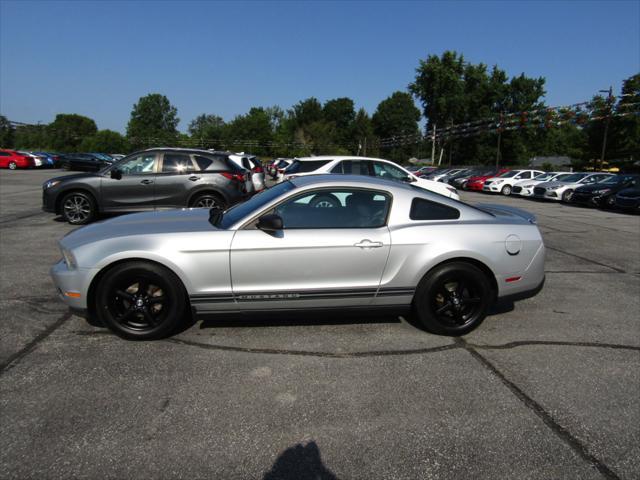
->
xmin=600 ymin=175 xmax=634 ymax=185
xmin=498 ymin=171 xmax=519 ymax=178
xmin=217 ymin=181 xmax=297 ymax=229
xmin=559 ymin=173 xmax=588 ymax=183
xmin=534 ymin=173 xmax=557 ymax=181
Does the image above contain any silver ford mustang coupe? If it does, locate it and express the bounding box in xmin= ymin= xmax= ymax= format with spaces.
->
xmin=51 ymin=175 xmax=545 ymax=340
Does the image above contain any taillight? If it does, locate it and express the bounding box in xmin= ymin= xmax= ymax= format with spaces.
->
xmin=221 ymin=172 xmax=245 ymax=182
xmin=253 ymin=166 xmax=264 ymax=173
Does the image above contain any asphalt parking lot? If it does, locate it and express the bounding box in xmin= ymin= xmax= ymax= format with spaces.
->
xmin=1 ymin=168 xmax=639 ymax=479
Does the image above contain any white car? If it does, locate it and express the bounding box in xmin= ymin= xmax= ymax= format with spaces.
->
xmin=227 ymin=153 xmax=265 ymax=192
xmin=533 ymin=172 xmax=614 ymax=202
xmin=482 ymin=169 xmax=545 ymax=195
xmin=512 ymin=172 xmax=573 ymax=197
xmin=282 ymin=156 xmax=459 ymax=200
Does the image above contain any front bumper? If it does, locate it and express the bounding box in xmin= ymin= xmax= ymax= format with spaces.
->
xmin=512 ymin=186 xmax=534 ymax=197
xmin=50 ymin=260 xmax=97 ymax=310
xmin=532 ymin=188 xmax=561 ymax=201
xmin=482 ymin=182 xmax=504 ymax=193
xmin=42 ymin=188 xmax=57 ymax=213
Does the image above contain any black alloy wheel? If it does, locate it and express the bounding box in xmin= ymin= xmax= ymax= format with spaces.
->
xmin=61 ymin=191 xmax=96 ymax=225
xmin=192 ymin=194 xmax=225 ymax=209
xmin=95 ymin=261 xmax=186 ymax=340
xmin=413 ymin=262 xmax=492 ymax=335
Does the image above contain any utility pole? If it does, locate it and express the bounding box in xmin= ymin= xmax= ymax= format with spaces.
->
xmin=495 ymin=112 xmax=503 ymax=169
xmin=430 ymin=123 xmax=436 ymax=165
xmin=599 ymin=86 xmax=614 ymax=172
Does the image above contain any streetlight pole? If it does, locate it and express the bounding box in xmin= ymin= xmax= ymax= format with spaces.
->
xmin=599 ymin=86 xmax=613 ymax=172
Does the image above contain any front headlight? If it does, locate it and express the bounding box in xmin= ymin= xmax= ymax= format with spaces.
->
xmin=44 ymin=180 xmax=61 ymax=189
xmin=593 ymin=189 xmax=611 ymax=195
xmin=493 ymin=179 xmax=504 ymax=184
xmin=547 ymin=185 xmax=562 ymax=190
xmin=61 ymin=248 xmax=77 ymax=269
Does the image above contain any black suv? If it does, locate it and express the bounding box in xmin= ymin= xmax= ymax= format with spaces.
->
xmin=43 ymin=148 xmax=250 ymax=224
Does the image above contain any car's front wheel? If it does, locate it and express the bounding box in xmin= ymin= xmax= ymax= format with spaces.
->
xmin=61 ymin=191 xmax=96 ymax=225
xmin=95 ymin=261 xmax=187 ymax=340
xmin=501 ymin=185 xmax=512 ymax=196
xmin=412 ymin=262 xmax=493 ymax=335
xmin=562 ymin=189 xmax=573 ymax=202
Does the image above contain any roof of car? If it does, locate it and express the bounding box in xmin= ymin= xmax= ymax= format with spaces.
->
xmin=289 ymin=173 xmax=417 ymax=193
xmin=294 ymin=156 xmax=393 ymax=162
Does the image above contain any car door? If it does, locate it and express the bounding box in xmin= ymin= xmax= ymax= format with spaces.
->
xmin=153 ymin=152 xmax=199 ymax=209
xmin=100 ymin=152 xmax=158 ymax=211
xmin=229 ymin=187 xmax=392 ymax=311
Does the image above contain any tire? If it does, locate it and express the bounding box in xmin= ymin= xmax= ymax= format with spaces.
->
xmin=412 ymin=262 xmax=493 ymax=335
xmin=61 ymin=191 xmax=96 ymax=225
xmin=562 ymin=189 xmax=573 ymax=203
xmin=501 ymin=184 xmax=512 ymax=196
xmin=95 ymin=261 xmax=187 ymax=340
xmin=8 ymin=162 xmax=17 ymax=170
xmin=310 ymin=193 xmax=340 ymax=208
xmin=62 ymin=162 xmax=71 ymax=171
xmin=191 ymin=193 xmax=226 ymax=209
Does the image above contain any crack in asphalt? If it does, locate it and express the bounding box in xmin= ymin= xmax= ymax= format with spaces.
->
xmin=544 ymin=245 xmax=626 ymax=273
xmin=0 ymin=311 xmax=72 ymax=376
xmin=457 ymin=338 xmax=622 ymax=480
xmin=161 ymin=336 xmax=640 ymax=358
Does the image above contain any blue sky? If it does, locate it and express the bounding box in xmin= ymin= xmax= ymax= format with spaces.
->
xmin=1 ymin=0 xmax=638 ymax=133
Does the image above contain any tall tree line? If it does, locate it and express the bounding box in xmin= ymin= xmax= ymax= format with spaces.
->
xmin=1 ymin=51 xmax=637 ymax=166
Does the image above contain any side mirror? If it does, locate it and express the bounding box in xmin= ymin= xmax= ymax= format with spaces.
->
xmin=110 ymin=168 xmax=122 ymax=180
xmin=402 ymin=175 xmax=416 ymax=183
xmin=257 ymin=214 xmax=283 ymax=232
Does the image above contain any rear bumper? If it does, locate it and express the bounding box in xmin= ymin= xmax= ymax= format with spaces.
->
xmin=497 ymin=243 xmax=546 ymax=300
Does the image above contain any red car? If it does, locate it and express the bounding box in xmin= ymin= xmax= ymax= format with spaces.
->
xmin=0 ymin=149 xmax=34 ymax=170
xmin=466 ymin=168 xmax=510 ymax=191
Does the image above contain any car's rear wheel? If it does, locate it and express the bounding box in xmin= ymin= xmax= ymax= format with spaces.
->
xmin=8 ymin=161 xmax=17 ymax=170
xmin=95 ymin=261 xmax=187 ymax=340
xmin=501 ymin=185 xmax=512 ymax=196
xmin=562 ymin=189 xmax=573 ymax=202
xmin=413 ymin=262 xmax=493 ymax=335
xmin=191 ymin=193 xmax=226 ymax=209
xmin=61 ymin=191 xmax=96 ymax=225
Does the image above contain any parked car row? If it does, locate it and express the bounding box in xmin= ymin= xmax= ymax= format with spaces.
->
xmin=0 ymin=149 xmax=60 ymax=169
xmin=423 ymin=166 xmax=639 ymax=213
xmin=270 ymin=156 xmax=460 ymax=200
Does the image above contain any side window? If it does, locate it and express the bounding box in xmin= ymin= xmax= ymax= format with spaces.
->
xmin=161 ymin=154 xmax=195 ymax=173
xmin=410 ymin=198 xmax=460 ymax=221
xmin=117 ymin=153 xmax=157 ymax=175
xmin=336 ymin=160 xmax=370 ymax=175
xmin=519 ymin=172 xmax=532 ymax=179
xmin=372 ymin=162 xmax=408 ymax=181
xmin=194 ymin=155 xmax=231 ymax=172
xmin=0 ymin=152 xmax=8 ymax=157
xmin=273 ymin=189 xmax=391 ymax=229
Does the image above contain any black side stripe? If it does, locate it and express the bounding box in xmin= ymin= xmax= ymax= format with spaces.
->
xmin=190 ymin=287 xmax=415 ymax=303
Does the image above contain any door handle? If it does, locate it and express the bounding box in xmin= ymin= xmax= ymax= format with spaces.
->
xmin=188 ymin=176 xmax=201 ymax=181
xmin=354 ymin=239 xmax=383 ymax=248
xmin=140 ymin=179 xmax=154 ymax=185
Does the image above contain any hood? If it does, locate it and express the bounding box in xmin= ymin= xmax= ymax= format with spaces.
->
xmin=617 ymin=187 xmax=640 ymax=198
xmin=474 ymin=204 xmax=537 ymax=224
xmin=45 ymin=172 xmax=100 ymax=185
xmin=61 ymin=209 xmax=216 ymax=249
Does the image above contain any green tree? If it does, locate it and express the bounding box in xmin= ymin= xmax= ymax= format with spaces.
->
xmin=0 ymin=115 xmax=15 ymax=148
xmin=611 ymin=73 xmax=640 ymax=160
xmin=188 ymin=114 xmax=225 ymax=148
xmin=127 ymin=93 xmax=179 ymax=149
xmin=47 ymin=113 xmax=97 ymax=152
xmin=372 ymin=91 xmax=420 ymax=161
xmin=79 ymin=129 xmax=130 ymax=153
xmin=323 ymin=97 xmax=356 ymax=146
xmin=352 ymin=108 xmax=377 ymax=156
xmin=14 ymin=124 xmax=48 ymax=150
xmin=222 ymin=107 xmax=273 ymax=155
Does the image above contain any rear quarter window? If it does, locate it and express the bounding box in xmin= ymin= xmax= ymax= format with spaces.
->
xmin=194 ymin=155 xmax=231 ymax=172
xmin=410 ymin=198 xmax=460 ymax=220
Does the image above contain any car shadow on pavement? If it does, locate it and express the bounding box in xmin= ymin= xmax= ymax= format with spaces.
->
xmin=263 ymin=440 xmax=339 ymax=480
